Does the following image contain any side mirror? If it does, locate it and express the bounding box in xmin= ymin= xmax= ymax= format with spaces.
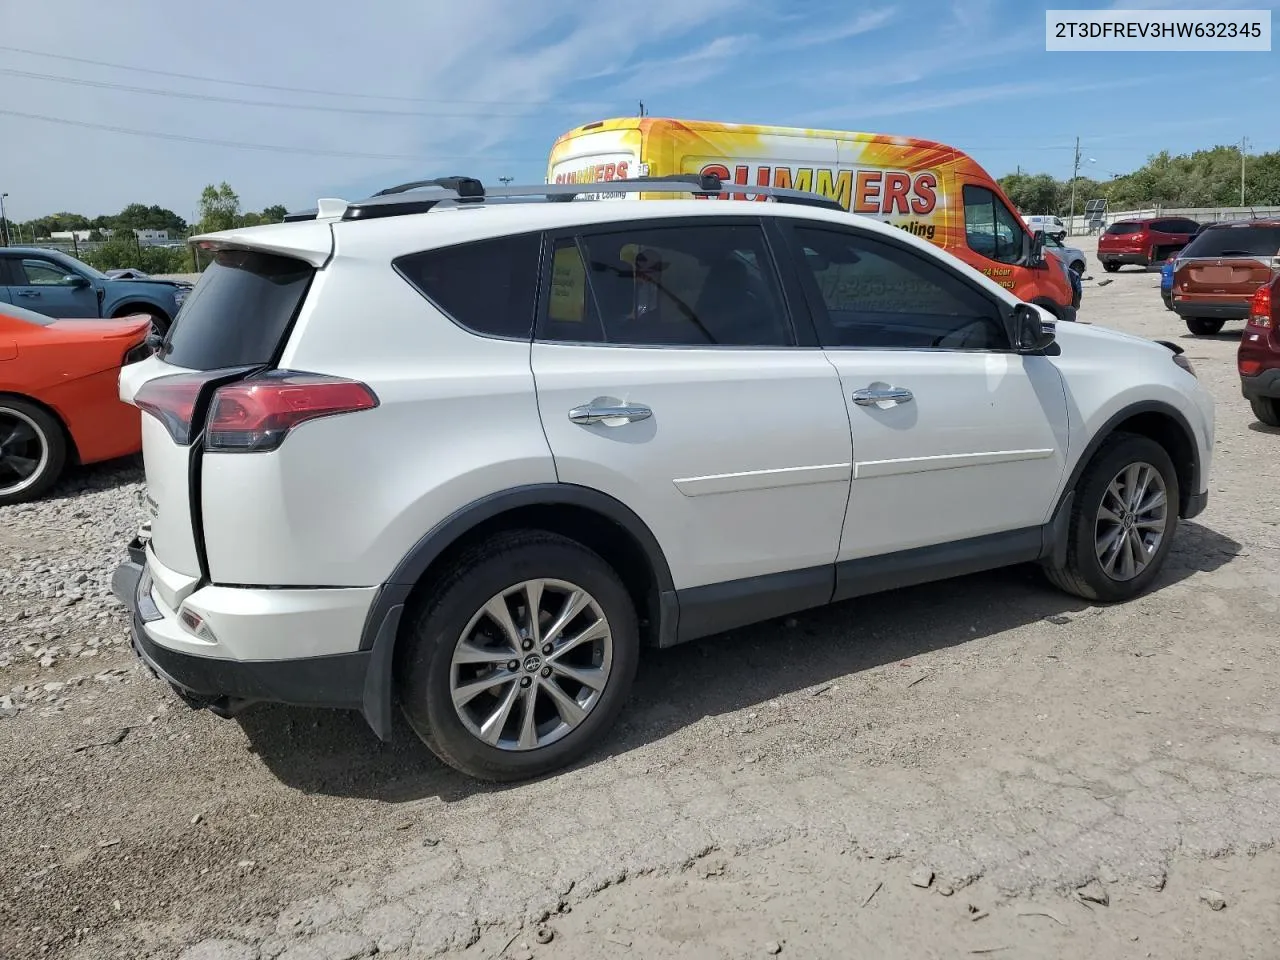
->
xmin=1023 ymin=230 xmax=1045 ymax=267
xmin=64 ymin=274 xmax=90 ymax=288
xmin=1012 ymin=302 xmax=1056 ymax=353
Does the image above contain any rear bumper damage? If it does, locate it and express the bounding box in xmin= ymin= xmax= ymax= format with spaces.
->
xmin=112 ymin=539 xmax=398 ymax=739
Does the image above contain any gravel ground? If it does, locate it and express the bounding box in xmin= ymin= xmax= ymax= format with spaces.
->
xmin=2 ymin=244 xmax=1279 ymax=960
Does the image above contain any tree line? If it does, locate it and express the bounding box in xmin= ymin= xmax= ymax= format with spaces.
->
xmin=999 ymin=143 xmax=1280 ymax=217
xmin=7 ymin=183 xmax=286 ymax=274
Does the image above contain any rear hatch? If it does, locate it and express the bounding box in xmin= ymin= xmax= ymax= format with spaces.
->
xmin=1099 ymin=221 xmax=1145 ymax=253
xmin=119 ymin=233 xmax=327 ymax=582
xmin=1174 ymin=224 xmax=1280 ymax=305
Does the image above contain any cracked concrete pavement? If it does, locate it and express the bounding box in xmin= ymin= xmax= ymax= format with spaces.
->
xmin=2 ymin=247 xmax=1278 ymax=959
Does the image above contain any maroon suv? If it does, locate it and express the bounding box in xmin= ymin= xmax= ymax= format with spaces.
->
xmin=1098 ymin=217 xmax=1200 ymax=272
xmin=1240 ymin=277 xmax=1280 ymax=427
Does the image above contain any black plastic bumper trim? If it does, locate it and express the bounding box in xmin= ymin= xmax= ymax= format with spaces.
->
xmin=115 ymin=558 xmax=395 ymax=741
xmin=1241 ymin=368 xmax=1280 ymax=401
xmin=1172 ymin=301 xmax=1250 ymax=320
xmin=1184 ymin=490 xmax=1209 ymax=520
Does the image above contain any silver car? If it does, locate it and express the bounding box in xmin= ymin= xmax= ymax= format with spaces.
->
xmin=1039 ymin=232 xmax=1087 ymax=276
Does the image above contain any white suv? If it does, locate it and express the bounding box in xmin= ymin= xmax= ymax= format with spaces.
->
xmin=112 ymin=175 xmax=1214 ymax=781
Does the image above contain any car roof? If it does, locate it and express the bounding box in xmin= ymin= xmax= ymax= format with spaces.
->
xmin=0 ymin=246 xmax=71 ymax=256
xmin=1200 ymin=218 xmax=1280 ymax=228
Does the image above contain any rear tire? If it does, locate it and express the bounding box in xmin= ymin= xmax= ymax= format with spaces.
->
xmin=1103 ymin=262 xmax=1120 ymax=273
xmin=1043 ymin=432 xmax=1179 ymax=603
xmin=0 ymin=398 xmax=67 ymax=506
xmin=395 ymin=530 xmax=640 ymax=782
xmin=1250 ymin=396 xmax=1280 ymax=427
xmin=1185 ymin=317 xmax=1225 ymax=336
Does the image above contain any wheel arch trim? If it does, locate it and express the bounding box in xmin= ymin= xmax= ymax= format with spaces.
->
xmin=358 ymin=483 xmax=677 ymax=653
xmin=1057 ymin=400 xmax=1202 ymax=519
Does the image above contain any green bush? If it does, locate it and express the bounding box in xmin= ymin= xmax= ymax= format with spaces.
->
xmin=80 ymin=241 xmax=196 ymax=275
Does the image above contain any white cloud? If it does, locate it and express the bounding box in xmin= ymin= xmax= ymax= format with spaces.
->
xmin=0 ymin=0 xmax=748 ymax=218
xmin=798 ymin=75 xmax=1156 ymax=125
xmin=777 ymin=7 xmax=897 ymax=48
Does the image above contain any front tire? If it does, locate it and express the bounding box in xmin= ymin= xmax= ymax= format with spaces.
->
xmin=0 ymin=398 xmax=67 ymax=506
xmin=1069 ymin=260 xmax=1085 ymax=276
xmin=1185 ymin=317 xmax=1225 ymax=336
xmin=1250 ymin=396 xmax=1280 ymax=427
xmin=396 ymin=530 xmax=640 ymax=781
xmin=1044 ymin=432 xmax=1179 ymax=603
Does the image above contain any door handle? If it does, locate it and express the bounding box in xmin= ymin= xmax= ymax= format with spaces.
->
xmin=15 ymin=290 xmax=39 ymax=298
xmin=568 ymin=399 xmax=653 ymax=425
xmin=852 ymin=386 xmax=913 ymax=406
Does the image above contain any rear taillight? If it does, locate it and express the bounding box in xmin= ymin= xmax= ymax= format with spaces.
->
xmin=205 ymin=372 xmax=378 ymax=453
xmin=134 ymin=373 xmax=213 ymax=445
xmin=1248 ymin=285 xmax=1274 ymax=329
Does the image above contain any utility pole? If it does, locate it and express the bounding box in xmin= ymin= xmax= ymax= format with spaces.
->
xmin=1240 ymin=136 xmax=1249 ymax=206
xmin=0 ymin=192 xmax=9 ymax=247
xmin=1067 ymin=137 xmax=1081 ymax=237
xmin=638 ymin=100 xmax=646 ymax=117
xmin=498 ymin=176 xmax=513 ymax=186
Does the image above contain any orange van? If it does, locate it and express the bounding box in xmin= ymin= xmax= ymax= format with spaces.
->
xmin=548 ymin=117 xmax=1077 ymax=321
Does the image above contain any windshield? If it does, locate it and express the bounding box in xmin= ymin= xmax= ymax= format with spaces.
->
xmin=1180 ymin=225 xmax=1280 ymax=259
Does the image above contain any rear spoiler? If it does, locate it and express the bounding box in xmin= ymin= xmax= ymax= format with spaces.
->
xmin=188 ymin=219 xmax=334 ymax=268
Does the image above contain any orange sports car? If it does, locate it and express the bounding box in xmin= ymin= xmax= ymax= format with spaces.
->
xmin=0 ymin=302 xmax=152 ymax=505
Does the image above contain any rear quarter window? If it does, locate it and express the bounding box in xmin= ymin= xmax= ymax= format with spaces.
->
xmin=394 ymin=233 xmax=542 ymax=340
xmin=1105 ymin=222 xmax=1143 ymax=235
xmin=162 ymin=249 xmax=314 ymax=370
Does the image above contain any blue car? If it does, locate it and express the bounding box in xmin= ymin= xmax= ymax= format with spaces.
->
xmin=0 ymin=246 xmax=190 ymax=334
xmin=1160 ymin=256 xmax=1175 ymax=310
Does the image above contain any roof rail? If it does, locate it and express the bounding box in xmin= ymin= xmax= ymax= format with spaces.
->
xmin=338 ymin=173 xmax=845 ymax=221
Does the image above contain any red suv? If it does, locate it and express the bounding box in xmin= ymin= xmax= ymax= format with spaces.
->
xmin=1173 ymin=219 xmax=1280 ymax=336
xmin=1240 ymin=277 xmax=1280 ymax=426
xmin=1099 ymin=217 xmax=1200 ymax=272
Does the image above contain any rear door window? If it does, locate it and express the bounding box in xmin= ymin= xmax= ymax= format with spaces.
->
xmin=1180 ymin=225 xmax=1280 ymax=259
xmin=394 ymin=233 xmax=542 ymax=340
xmin=162 ymin=249 xmax=314 ymax=370
xmin=537 ymin=222 xmax=794 ymax=347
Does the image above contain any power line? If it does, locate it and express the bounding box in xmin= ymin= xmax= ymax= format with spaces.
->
xmin=0 ymin=108 xmax=549 ymax=163
xmin=0 ymin=44 xmax=574 ymax=107
xmin=0 ymin=67 xmax=565 ymax=119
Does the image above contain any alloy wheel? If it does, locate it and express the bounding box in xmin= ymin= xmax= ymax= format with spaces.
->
xmin=449 ymin=578 xmax=613 ymax=751
xmin=0 ymin=409 xmax=49 ymax=497
xmin=1094 ymin=461 xmax=1169 ymax=581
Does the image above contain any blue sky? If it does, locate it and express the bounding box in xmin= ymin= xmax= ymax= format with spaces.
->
xmin=0 ymin=0 xmax=1275 ymax=219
